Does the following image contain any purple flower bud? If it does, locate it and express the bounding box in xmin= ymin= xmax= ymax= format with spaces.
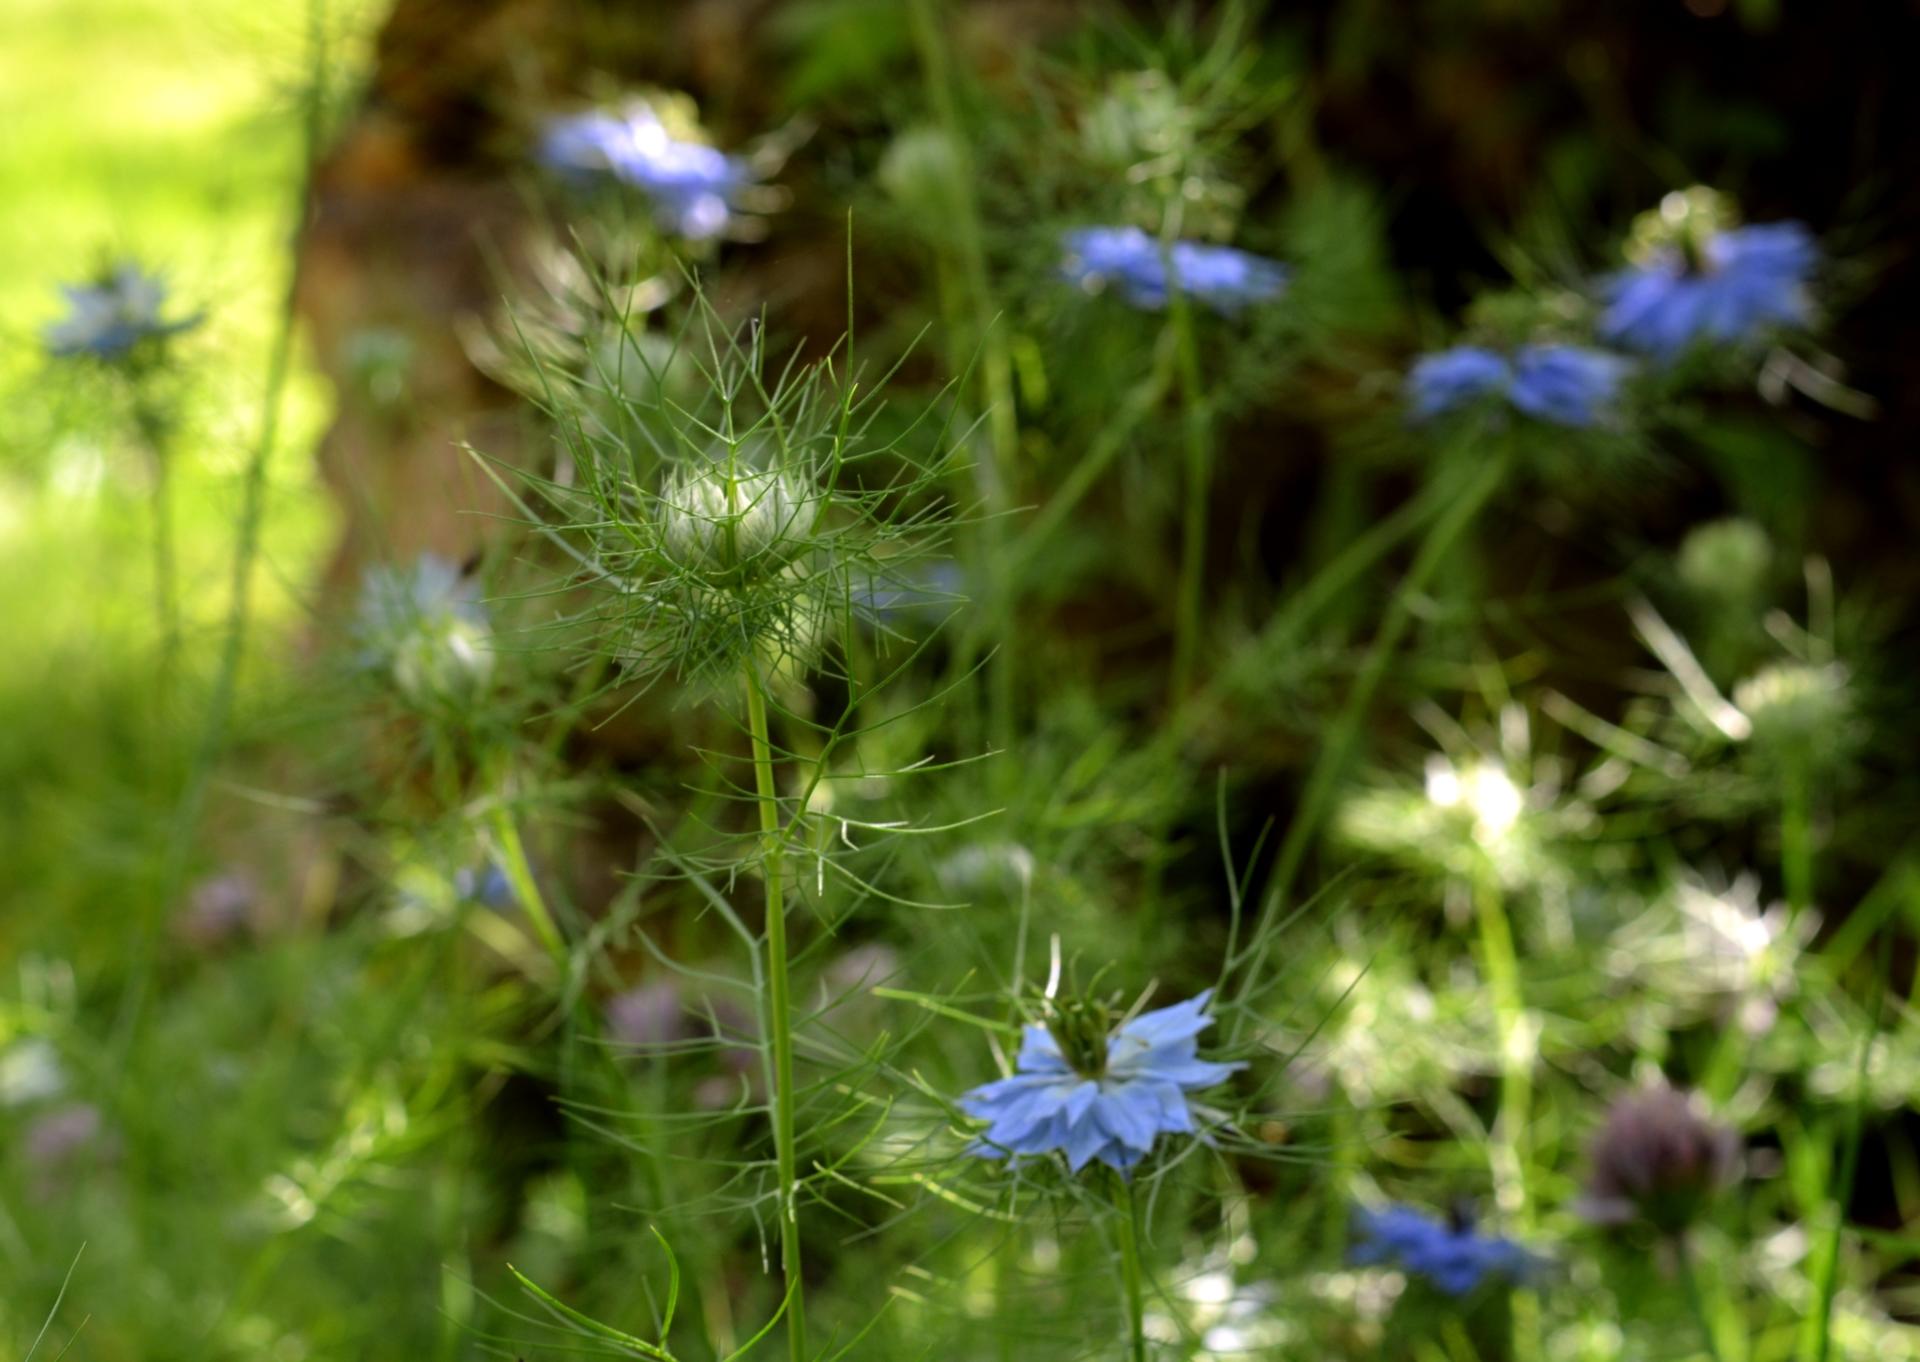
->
xmin=1577 ymin=1085 xmax=1740 ymax=1233
xmin=174 ymin=871 xmax=257 ymax=950
xmin=22 ymin=1102 xmax=114 ymax=1201
xmin=603 ymin=981 xmax=687 ymax=1049
xmin=24 ymin=1102 xmax=104 ymax=1169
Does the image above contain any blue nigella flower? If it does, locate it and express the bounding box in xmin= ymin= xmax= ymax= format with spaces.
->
xmin=355 ymin=553 xmax=493 ymax=701
xmin=540 ymin=104 xmax=747 ymax=240
xmin=1405 ymin=343 xmax=1632 ymax=429
xmin=959 ymin=990 xmax=1243 ymax=1172
xmin=357 ymin=553 xmax=486 ymax=638
xmin=1350 ymin=1204 xmax=1536 ymax=1296
xmin=1061 ymin=226 xmax=1287 ymax=314
xmin=454 ymin=861 xmax=515 ymax=910
xmin=855 ymin=559 xmax=965 ymax=630
xmin=1599 ymin=222 xmax=1815 ymax=361
xmin=45 ymin=264 xmax=201 ymax=362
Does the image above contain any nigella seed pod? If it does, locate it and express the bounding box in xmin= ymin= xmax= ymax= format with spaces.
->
xmin=659 ymin=465 xmax=820 ymax=587
xmin=1578 ymin=1085 xmax=1740 ymax=1234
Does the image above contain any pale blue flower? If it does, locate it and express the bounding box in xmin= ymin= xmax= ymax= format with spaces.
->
xmin=355 ymin=554 xmax=493 ymax=701
xmin=45 ymin=264 xmax=201 ymax=361
xmin=1509 ymin=345 xmax=1635 ymax=426
xmin=1061 ymin=227 xmax=1287 ymax=314
xmin=540 ymin=105 xmax=747 ymax=239
xmin=454 ymin=861 xmax=515 ymax=910
xmin=1351 ymin=1204 xmax=1536 ymax=1296
xmin=959 ymin=990 xmax=1243 ymax=1172
xmin=357 ymin=553 xmax=486 ymax=639
xmin=1405 ymin=346 xmax=1511 ymax=420
xmin=1406 ymin=343 xmax=1631 ymax=429
xmin=855 ymin=559 xmax=964 ymax=629
xmin=1599 ymin=222 xmax=1815 ymax=360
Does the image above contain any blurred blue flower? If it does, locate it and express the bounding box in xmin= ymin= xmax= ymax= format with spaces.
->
xmin=1350 ymin=1204 xmax=1536 ymax=1296
xmin=454 ymin=861 xmax=515 ymax=910
xmin=540 ymin=105 xmax=747 ymax=240
xmin=1406 ymin=343 xmax=1631 ymax=428
xmin=855 ymin=559 xmax=965 ymax=630
xmin=1599 ymin=222 xmax=1815 ymax=361
xmin=355 ymin=553 xmax=494 ymax=702
xmin=959 ymin=990 xmax=1242 ymax=1172
xmin=1509 ymin=345 xmax=1635 ymax=426
xmin=1061 ymin=227 xmax=1286 ymax=314
xmin=45 ymin=264 xmax=201 ymax=361
xmin=1405 ymin=346 xmax=1510 ymax=420
xmin=357 ymin=553 xmax=486 ymax=638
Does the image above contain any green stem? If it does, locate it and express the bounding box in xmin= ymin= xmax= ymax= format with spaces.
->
xmin=132 ymin=393 xmax=180 ymax=706
xmin=1111 ymin=1176 xmax=1149 ymax=1362
xmin=1675 ymin=1235 xmax=1728 ymax=1362
xmin=1167 ymin=249 xmax=1211 ymax=701
xmin=1165 ymin=459 xmax=1457 ymax=754
xmin=1782 ymin=760 xmax=1814 ymax=919
xmin=1230 ymin=452 xmax=1506 ymax=1011
xmin=1472 ymin=873 xmax=1539 ymax=1362
xmin=743 ymin=661 xmax=806 ymax=1362
xmin=1472 ymin=873 xmax=1530 ymax=1224
xmin=111 ymin=0 xmax=328 ymax=1062
xmin=908 ymin=0 xmax=1018 ymax=755
xmin=1800 ymin=932 xmax=1885 ymax=1362
xmin=1010 ymin=336 xmax=1176 ymax=567
xmin=488 ymin=800 xmax=565 ymax=970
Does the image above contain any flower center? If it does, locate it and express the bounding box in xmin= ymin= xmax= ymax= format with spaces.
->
xmin=1045 ymin=999 xmax=1112 ymax=1079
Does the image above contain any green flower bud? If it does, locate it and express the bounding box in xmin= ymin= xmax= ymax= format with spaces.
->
xmin=391 ymin=613 xmax=493 ymax=706
xmin=877 ymin=127 xmax=968 ymax=246
xmin=1733 ymin=662 xmax=1849 ymax=754
xmin=1677 ymin=517 xmax=1772 ymax=602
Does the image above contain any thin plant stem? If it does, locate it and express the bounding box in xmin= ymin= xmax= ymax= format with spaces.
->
xmin=1675 ymin=1235 xmax=1728 ymax=1362
xmin=1167 ymin=254 xmax=1212 ymax=701
xmin=1782 ymin=758 xmax=1814 ymax=918
xmin=1472 ymin=872 xmax=1531 ymax=1224
xmin=743 ymin=659 xmax=807 ymax=1362
xmin=1110 ymin=1175 xmax=1149 ymax=1362
xmin=1010 ymin=334 xmax=1177 ymax=566
xmin=1473 ymin=872 xmax=1539 ymax=1362
xmin=132 ymin=390 xmax=180 ymax=704
xmin=111 ymin=0 xmax=329 ymax=1061
xmin=907 ymin=0 xmax=1019 ymax=754
xmin=488 ymin=799 xmax=566 ymax=970
xmin=1160 ymin=448 xmax=1459 ymax=759
xmin=1800 ymin=932 xmax=1886 ymax=1362
xmin=1230 ymin=452 xmax=1507 ymax=1012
